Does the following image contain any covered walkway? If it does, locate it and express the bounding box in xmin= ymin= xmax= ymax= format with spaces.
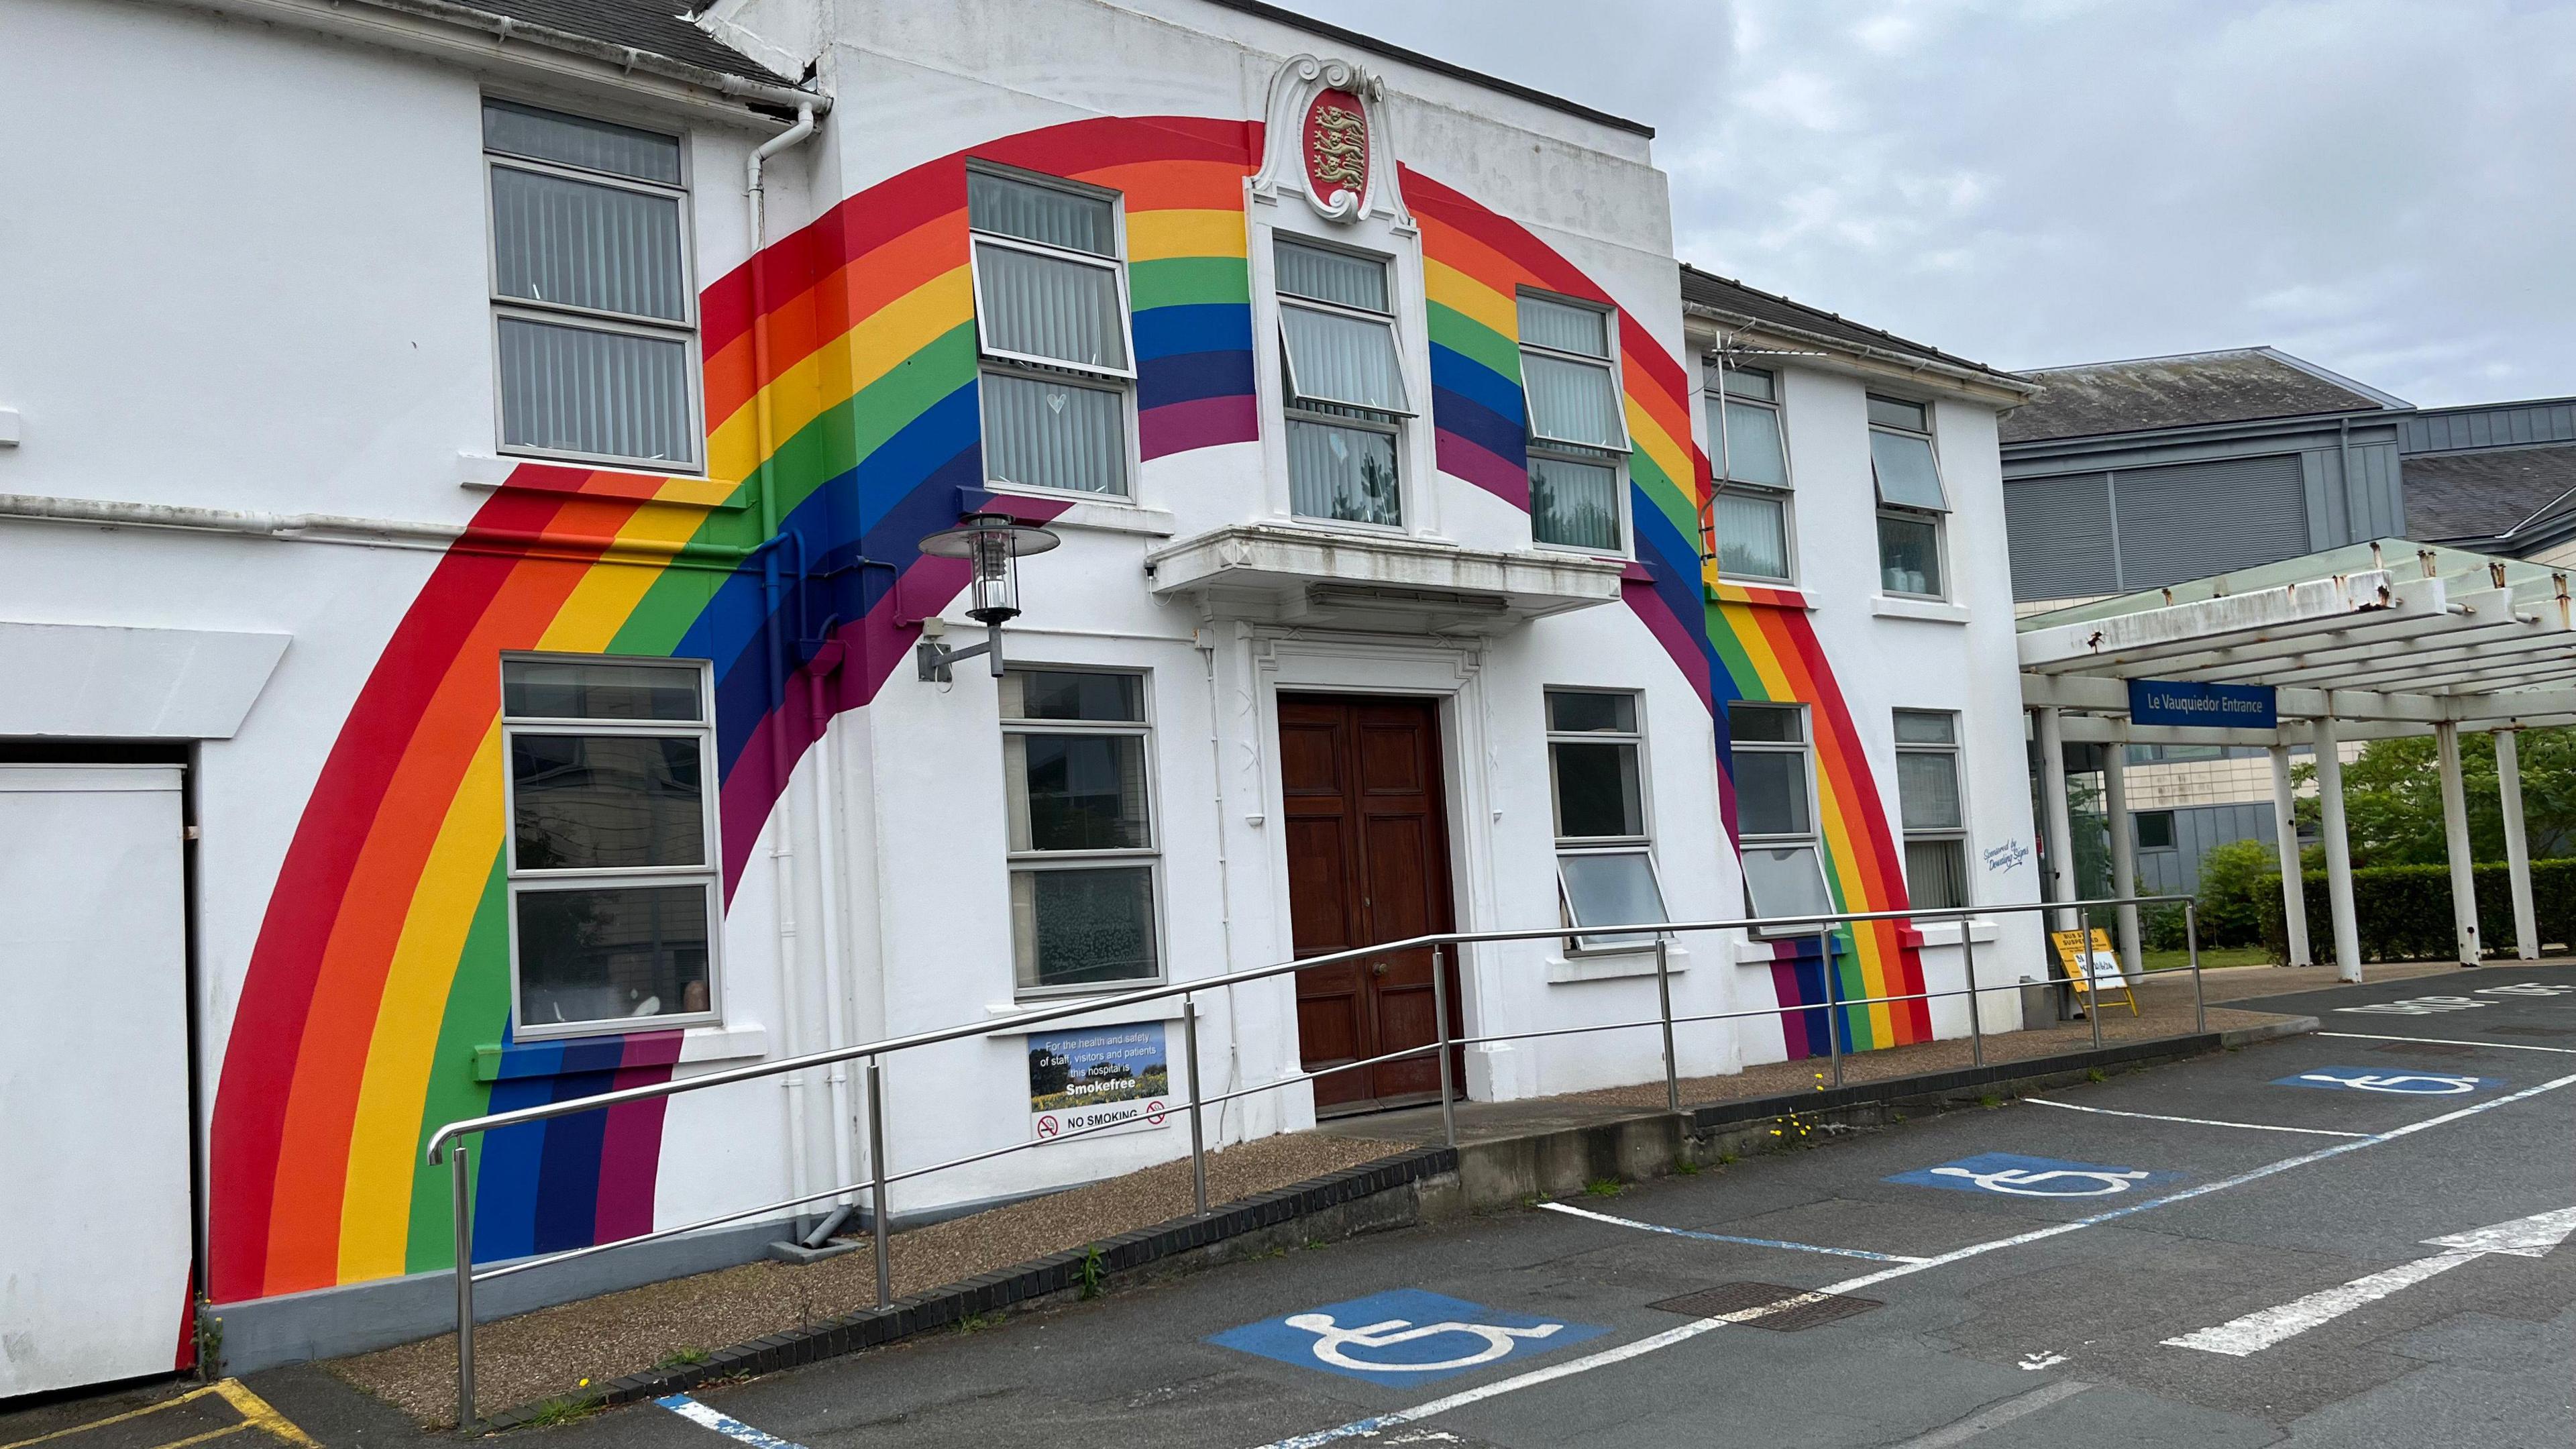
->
xmin=2021 ymin=540 xmax=2576 ymax=980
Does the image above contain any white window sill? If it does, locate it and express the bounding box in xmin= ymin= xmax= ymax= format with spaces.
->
xmin=1708 ymin=579 xmax=1810 ymax=609
xmin=1870 ymin=595 xmax=1969 ymax=625
xmin=985 ymin=488 xmax=1177 ymax=538
xmin=679 ymin=1022 xmax=771 ymax=1065
xmin=1546 ymin=943 xmax=1689 ymax=983
xmin=985 ymin=991 xmax=1190 ymax=1033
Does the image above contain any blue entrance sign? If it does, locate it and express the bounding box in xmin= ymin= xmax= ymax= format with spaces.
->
xmin=2275 ymin=1067 xmax=2505 ymax=1095
xmin=1888 ymin=1151 xmax=2182 ymax=1199
xmin=1209 ymin=1289 xmax=1608 ymax=1385
xmin=2129 ymin=679 xmax=2277 ymax=729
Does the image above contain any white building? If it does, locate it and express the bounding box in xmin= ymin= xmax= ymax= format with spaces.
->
xmin=0 ymin=0 xmax=2043 ymax=1387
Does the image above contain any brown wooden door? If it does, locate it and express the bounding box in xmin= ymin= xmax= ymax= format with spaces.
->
xmin=1279 ymin=695 xmax=1460 ymax=1115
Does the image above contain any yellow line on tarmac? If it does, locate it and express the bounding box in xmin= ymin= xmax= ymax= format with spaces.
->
xmin=0 ymin=1380 xmax=318 ymax=1449
xmin=142 ymin=1426 xmax=250 ymax=1449
xmin=209 ymin=1381 xmax=320 ymax=1448
xmin=0 ymin=1386 xmax=223 ymax=1449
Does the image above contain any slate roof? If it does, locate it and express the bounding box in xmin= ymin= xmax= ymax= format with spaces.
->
xmin=371 ymin=0 xmax=788 ymax=83
xmin=2403 ymin=445 xmax=2576 ymax=546
xmin=2000 ymin=347 xmax=2404 ymax=445
xmin=1678 ymin=265 xmax=2018 ymax=382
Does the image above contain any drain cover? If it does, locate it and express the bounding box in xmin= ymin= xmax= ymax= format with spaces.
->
xmin=1648 ymin=1282 xmax=1883 ymax=1331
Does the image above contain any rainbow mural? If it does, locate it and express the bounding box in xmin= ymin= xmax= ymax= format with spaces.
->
xmin=207 ymin=111 xmax=1925 ymax=1307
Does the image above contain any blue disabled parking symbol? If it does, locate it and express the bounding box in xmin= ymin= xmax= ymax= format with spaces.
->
xmin=1888 ymin=1151 xmax=2183 ymax=1199
xmin=1209 ymin=1289 xmax=1609 ymax=1386
xmin=2275 ymin=1067 xmax=2505 ymax=1095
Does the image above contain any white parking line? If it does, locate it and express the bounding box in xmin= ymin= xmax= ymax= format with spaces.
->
xmin=1241 ymin=1068 xmax=2576 ymax=1449
xmin=2022 ymin=1097 xmax=2367 ymax=1138
xmin=2318 ymin=1031 xmax=2576 ymax=1054
xmin=1882 ymin=1380 xmax=2095 ymax=1448
xmin=658 ymin=1395 xmax=810 ymax=1449
xmin=1536 ymin=1201 xmax=1929 ymax=1262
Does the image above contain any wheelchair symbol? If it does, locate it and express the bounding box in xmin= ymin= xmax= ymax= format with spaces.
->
xmin=1281 ymin=1311 xmax=1564 ymax=1373
xmin=2298 ymin=1071 xmax=2477 ymax=1095
xmin=1927 ymin=1165 xmax=2152 ymax=1197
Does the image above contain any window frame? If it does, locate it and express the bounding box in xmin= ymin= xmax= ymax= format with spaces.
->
xmin=1892 ymin=708 xmax=1971 ymax=912
xmin=1518 ymin=290 xmax=1634 ymax=557
xmin=965 ymin=163 xmax=1142 ymax=502
xmin=1729 ymin=702 xmax=1833 ymax=937
xmin=482 ymin=99 xmax=704 ymax=474
xmin=999 ymin=665 xmax=1167 ymax=999
xmin=1544 ymin=689 xmax=1671 ymax=953
xmin=1868 ymin=392 xmax=1948 ymax=599
xmin=1707 ymin=361 xmax=1796 ymax=584
xmin=2135 ymin=809 xmax=2179 ymax=852
xmin=1275 ymin=235 xmax=1411 ymax=530
xmin=499 ymin=653 xmax=723 ymax=1041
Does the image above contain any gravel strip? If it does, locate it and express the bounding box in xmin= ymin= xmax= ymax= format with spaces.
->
xmin=335 ymin=1132 xmax=1407 ymax=1425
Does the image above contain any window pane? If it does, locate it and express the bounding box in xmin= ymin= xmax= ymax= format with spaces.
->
xmin=1553 ymin=741 xmax=1642 ymax=839
xmin=1012 ymin=866 xmax=1157 ymax=987
xmin=1879 ymin=512 xmax=1943 ymax=596
xmin=1523 ymin=353 xmax=1625 ymax=449
xmin=497 ymin=317 xmax=695 ymax=464
xmin=1731 ymin=748 xmax=1811 ymax=837
xmin=1715 ymin=399 xmax=1787 ymax=488
xmin=1870 ymin=429 xmax=1947 ymax=511
xmin=980 ymin=370 xmax=1127 ymax=496
xmin=1560 ymin=851 xmax=1668 ymax=947
xmin=1010 ymin=733 xmax=1150 ymax=851
xmin=490 ymin=166 xmax=686 ymax=321
xmin=973 ymin=241 xmax=1129 ymax=370
xmin=1002 ymin=669 xmax=1142 ymax=723
xmin=1893 ymin=710 xmax=1956 ymax=745
xmin=1531 ymin=453 xmax=1621 ymax=550
xmin=1904 ymin=839 xmax=1968 ymax=911
xmin=511 ymin=734 xmax=706 ymax=869
xmin=1867 ymin=394 xmax=1927 ymax=431
xmin=1713 ymin=489 xmax=1789 ymax=581
xmin=1288 ymin=418 xmax=1401 ymax=526
xmin=1546 ymin=691 xmax=1634 ymax=734
xmin=1727 ymin=702 xmax=1801 ymax=743
xmin=967 ymin=172 xmax=1115 ymax=256
xmin=1517 ymin=294 xmax=1609 ymax=357
xmin=1742 ymin=845 xmax=1833 ymax=921
xmin=2137 ymin=811 xmax=2178 ymax=849
xmin=1276 ymin=239 xmax=1388 ymax=311
xmin=1719 ymin=366 xmax=1774 ymax=402
xmin=1281 ymin=305 xmax=1409 ymax=413
xmin=483 ymin=100 xmax=680 ymax=185
xmin=503 ymin=659 xmax=702 ymax=721
xmin=1895 ymin=750 xmax=1962 ymax=831
xmin=517 ymin=883 xmax=710 ymax=1028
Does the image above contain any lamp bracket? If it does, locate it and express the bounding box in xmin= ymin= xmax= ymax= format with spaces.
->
xmin=916 ymin=618 xmax=1008 ymax=683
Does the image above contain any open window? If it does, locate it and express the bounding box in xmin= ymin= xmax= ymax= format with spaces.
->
xmin=1547 ymin=690 xmax=1670 ymax=949
xmin=1276 ymin=237 xmax=1411 ymax=526
xmin=1869 ymin=394 xmax=1947 ymax=598
xmin=1729 ymin=702 xmax=1833 ymax=931
xmin=1709 ymin=362 xmax=1793 ymax=582
xmin=969 ymin=169 xmax=1136 ymax=497
xmin=1519 ymin=294 xmax=1631 ymax=552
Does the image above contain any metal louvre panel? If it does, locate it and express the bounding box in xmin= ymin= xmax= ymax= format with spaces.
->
xmin=2114 ymin=453 xmax=2307 ymax=590
xmin=2003 ymin=473 xmax=2116 ymax=601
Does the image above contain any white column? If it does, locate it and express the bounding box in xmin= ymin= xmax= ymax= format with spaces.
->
xmin=2102 ymin=737 xmax=2142 ymax=981
xmin=2434 ymin=721 xmax=2481 ymax=966
xmin=2036 ymin=707 xmax=2080 ymax=933
xmin=2496 ymin=727 xmax=2539 ymax=961
xmin=2312 ymin=709 xmax=2363 ymax=983
xmin=2269 ymin=743 xmax=2312 ymax=967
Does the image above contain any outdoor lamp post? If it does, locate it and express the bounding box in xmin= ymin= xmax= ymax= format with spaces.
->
xmin=914 ymin=511 xmax=1062 ymax=682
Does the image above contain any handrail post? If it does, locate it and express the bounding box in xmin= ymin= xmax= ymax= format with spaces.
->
xmin=1431 ymin=944 xmax=1456 ymax=1148
xmin=1654 ymin=933 xmax=1678 ymax=1114
xmin=2086 ymin=902 xmax=2104 ymax=1051
xmin=2187 ymin=900 xmax=2206 ymax=1035
xmin=1819 ymin=922 xmax=1843 ymax=1087
xmin=1960 ymin=913 xmax=1984 ymax=1068
xmin=1183 ymin=994 xmax=1208 ymax=1216
xmin=865 ymin=1055 xmax=891 ymax=1308
xmin=449 ymin=1142 xmax=474 ymax=1433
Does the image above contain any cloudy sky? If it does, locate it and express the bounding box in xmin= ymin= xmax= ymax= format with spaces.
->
xmin=1281 ymin=0 xmax=2576 ymax=406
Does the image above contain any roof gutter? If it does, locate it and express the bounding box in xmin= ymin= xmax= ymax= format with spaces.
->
xmin=1682 ymin=300 xmax=2040 ymax=400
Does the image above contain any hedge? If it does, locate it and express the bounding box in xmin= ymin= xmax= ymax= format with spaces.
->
xmin=2254 ymin=857 xmax=2576 ymax=965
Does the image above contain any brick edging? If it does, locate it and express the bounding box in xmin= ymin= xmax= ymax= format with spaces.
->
xmin=478 ymin=1146 xmax=1458 ymax=1430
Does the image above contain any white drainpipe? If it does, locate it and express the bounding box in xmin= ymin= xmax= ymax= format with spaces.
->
xmin=747 ymin=103 xmax=818 ymax=254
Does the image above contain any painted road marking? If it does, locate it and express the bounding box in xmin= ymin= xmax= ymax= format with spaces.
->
xmin=2023 ymin=1097 xmax=2367 ymax=1138
xmin=659 ymin=1395 xmax=813 ymax=1449
xmin=0 ymin=1381 xmax=316 ymax=1449
xmin=2336 ymin=994 xmax=2494 ymax=1016
xmin=2273 ymin=1067 xmax=2506 ymax=1095
xmin=2473 ymin=981 xmax=2576 ymax=996
xmin=2163 ymin=1205 xmax=2576 ymax=1357
xmin=1240 ymin=1069 xmax=2576 ymax=1449
xmin=1536 ymin=1201 xmax=1929 ymax=1262
xmin=1880 ymin=1380 xmax=2094 ymax=1448
xmin=1212 ymin=1291 xmax=1606 ymax=1386
xmin=1889 ymin=1152 xmax=2181 ymax=1199
xmin=2320 ymin=1031 xmax=2576 ymax=1055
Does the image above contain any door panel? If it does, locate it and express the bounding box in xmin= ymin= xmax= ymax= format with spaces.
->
xmin=1281 ymin=696 xmax=1459 ymax=1114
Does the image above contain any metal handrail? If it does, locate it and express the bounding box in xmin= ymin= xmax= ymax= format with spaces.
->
xmin=429 ymin=891 xmax=2198 ymax=1425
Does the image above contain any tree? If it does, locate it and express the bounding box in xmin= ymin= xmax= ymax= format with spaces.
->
xmin=2296 ymin=726 xmax=2576 ymax=867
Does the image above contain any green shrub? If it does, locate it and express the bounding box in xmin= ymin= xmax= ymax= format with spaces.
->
xmin=2257 ymin=857 xmax=2576 ymax=963
xmin=2190 ymin=839 xmax=2282 ymax=948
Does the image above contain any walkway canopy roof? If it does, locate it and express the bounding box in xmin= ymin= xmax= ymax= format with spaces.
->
xmin=2018 ymin=539 xmax=2576 ymax=743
